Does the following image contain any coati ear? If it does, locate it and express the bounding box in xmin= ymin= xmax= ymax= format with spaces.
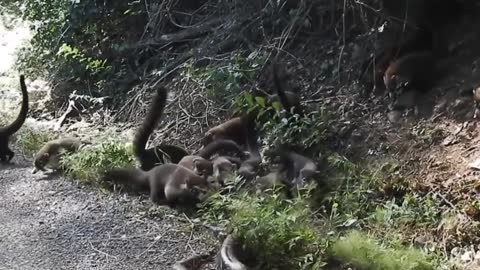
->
xmin=42 ymin=153 xmax=50 ymax=159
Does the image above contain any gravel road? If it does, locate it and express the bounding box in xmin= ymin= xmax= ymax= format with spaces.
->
xmin=0 ymin=157 xmax=214 ymax=270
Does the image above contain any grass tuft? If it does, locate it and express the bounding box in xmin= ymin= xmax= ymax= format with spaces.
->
xmin=331 ymin=231 xmax=434 ymax=270
xmin=61 ymin=137 xmax=134 ymax=183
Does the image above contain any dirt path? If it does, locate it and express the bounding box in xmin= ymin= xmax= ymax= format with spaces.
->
xmin=0 ymin=157 xmax=214 ymax=270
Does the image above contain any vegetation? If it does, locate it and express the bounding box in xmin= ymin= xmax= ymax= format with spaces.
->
xmin=61 ymin=137 xmax=134 ymax=183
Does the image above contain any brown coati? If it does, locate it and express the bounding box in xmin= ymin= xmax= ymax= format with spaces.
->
xmin=0 ymin=75 xmax=28 ymax=163
xmin=102 ymin=163 xmax=213 ymax=206
xmin=32 ymin=137 xmax=90 ymax=174
xmin=203 ymin=115 xmax=253 ymax=148
xmin=179 ymin=139 xmax=248 ymax=175
xmin=271 ymin=59 xmax=303 ymax=116
xmin=383 ymin=51 xmax=436 ymax=108
xmin=132 ymin=86 xmax=189 ymax=171
xmin=358 ymin=28 xmax=434 ymax=93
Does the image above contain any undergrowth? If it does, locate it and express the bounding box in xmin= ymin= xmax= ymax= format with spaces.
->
xmin=61 ymin=137 xmax=134 ymax=183
xmin=15 ymin=127 xmax=56 ymax=156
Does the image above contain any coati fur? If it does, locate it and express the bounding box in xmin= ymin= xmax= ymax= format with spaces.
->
xmin=179 ymin=139 xmax=248 ymax=176
xmin=0 ymin=75 xmax=28 ymax=163
xmin=132 ymin=86 xmax=189 ymax=170
xmin=383 ymin=51 xmax=436 ymax=106
xmin=238 ymin=112 xmax=262 ymax=179
xmin=32 ymin=137 xmax=90 ymax=174
xmin=203 ymin=115 xmax=253 ymax=148
xmin=102 ymin=163 xmax=212 ymax=206
xmin=272 ymin=59 xmax=303 ymax=116
xmin=267 ymin=150 xmax=319 ymax=189
xmin=211 ymin=156 xmax=239 ymax=186
xmin=216 ymin=234 xmax=255 ymax=270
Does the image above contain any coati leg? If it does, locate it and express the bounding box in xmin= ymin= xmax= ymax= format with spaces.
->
xmin=32 ymin=137 xmax=90 ymax=174
xmin=132 ymin=85 xmax=189 ymax=170
xmin=0 ymin=75 xmax=28 ymax=163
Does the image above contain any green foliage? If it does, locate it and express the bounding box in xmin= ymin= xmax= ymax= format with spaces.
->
xmin=61 ymin=137 xmax=134 ymax=183
xmin=201 ymin=183 xmax=326 ymax=269
xmin=331 ymin=231 xmax=434 ymax=270
xmin=184 ymin=51 xmax=266 ymax=101
xmin=264 ymin=108 xmax=332 ymax=151
xmin=15 ymin=128 xmax=56 ymax=156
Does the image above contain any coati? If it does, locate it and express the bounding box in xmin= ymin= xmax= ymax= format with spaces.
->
xmin=32 ymin=137 xmax=90 ymax=174
xmin=179 ymin=139 xmax=248 ymax=176
xmin=238 ymin=112 xmax=262 ymax=179
xmin=211 ymin=156 xmax=239 ymax=186
xmin=203 ymin=117 xmax=248 ymax=148
xmin=268 ymin=150 xmax=319 ymax=188
xmin=383 ymin=51 xmax=435 ymax=107
xmin=132 ymin=85 xmax=189 ymax=171
xmin=271 ymin=59 xmax=303 ymax=116
xmin=216 ymin=234 xmax=253 ymax=270
xmin=102 ymin=163 xmax=213 ymax=206
xmin=0 ymin=75 xmax=28 ymax=163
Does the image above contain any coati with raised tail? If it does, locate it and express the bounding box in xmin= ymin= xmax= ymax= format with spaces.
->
xmin=0 ymin=75 xmax=28 ymax=163
xmin=32 ymin=137 xmax=90 ymax=174
xmin=238 ymin=112 xmax=262 ymax=179
xmin=383 ymin=51 xmax=436 ymax=107
xmin=102 ymin=163 xmax=212 ymax=206
xmin=271 ymin=59 xmax=303 ymax=116
xmin=132 ymin=86 xmax=189 ymax=171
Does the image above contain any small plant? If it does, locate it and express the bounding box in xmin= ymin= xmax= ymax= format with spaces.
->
xmin=15 ymin=128 xmax=56 ymax=156
xmin=201 ymin=184 xmax=325 ymax=269
xmin=331 ymin=230 xmax=434 ymax=270
xmin=61 ymin=137 xmax=134 ymax=183
xmin=263 ymin=108 xmax=332 ymax=152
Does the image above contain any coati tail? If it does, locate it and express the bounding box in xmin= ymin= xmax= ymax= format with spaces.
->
xmin=0 ymin=75 xmax=29 ymax=135
xmin=197 ymin=139 xmax=246 ymax=160
xmin=132 ymin=86 xmax=168 ymax=160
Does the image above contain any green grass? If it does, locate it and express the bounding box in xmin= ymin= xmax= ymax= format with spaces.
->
xmin=201 ymin=180 xmax=326 ymax=269
xmin=331 ymin=231 xmax=434 ymax=270
xmin=61 ymin=136 xmax=134 ymax=183
xmin=15 ymin=127 xmax=56 ymax=156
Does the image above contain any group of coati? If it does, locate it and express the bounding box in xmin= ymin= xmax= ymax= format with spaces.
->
xmin=101 ymin=59 xmax=321 ymax=209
